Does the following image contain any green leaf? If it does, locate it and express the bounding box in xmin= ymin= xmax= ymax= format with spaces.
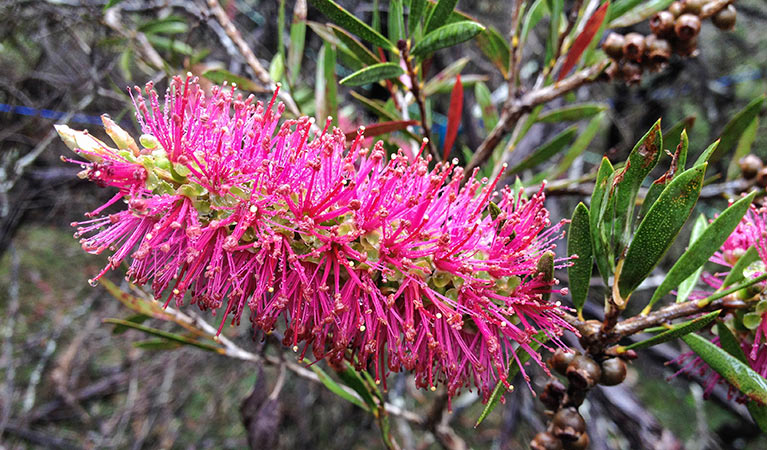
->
xmin=202 ymin=69 xmax=262 ymax=92
xmin=568 ymin=203 xmax=593 ymax=316
xmin=409 ymin=0 xmax=427 ymax=36
xmin=537 ymin=103 xmax=606 ymax=123
xmin=676 ymin=214 xmax=708 ymax=304
xmin=683 ymin=332 xmax=767 ymax=405
xmin=694 ymin=139 xmax=720 ymax=166
xmin=507 ymin=126 xmax=578 ymax=174
xmin=309 ymin=364 xmax=371 ymax=411
xmin=308 ymin=0 xmax=396 ymax=51
xmin=388 ymin=0 xmax=405 ymax=45
xmin=476 ymin=332 xmax=548 ymax=427
xmin=591 ymin=157 xmax=615 ymax=283
xmin=536 ymin=251 xmax=555 ymax=303
xmin=112 ymin=314 xmax=150 ymax=334
xmin=133 ymin=338 xmax=183 ymax=350
xmin=609 ymin=0 xmax=674 ymax=27
xmin=104 ymin=0 xmax=125 ymax=10
xmin=663 ymin=116 xmax=696 ymax=157
xmin=551 ymin=112 xmax=605 ymax=179
xmin=336 ymin=364 xmax=380 ymax=410
xmin=618 ymin=163 xmax=706 ymax=300
xmin=475 ymin=25 xmax=511 ymax=78
xmin=711 ymin=95 xmax=766 ymax=164
xmin=422 ymin=56 xmax=469 ymax=95
xmin=721 ymin=246 xmax=761 ymax=290
xmin=278 ymin=0 xmax=287 ymax=61
xmin=328 ymin=25 xmax=379 ymax=65
xmin=622 ymin=310 xmax=720 ymax=351
xmin=424 ymin=0 xmax=458 ymax=34
xmin=613 ymin=119 xmax=663 ymax=254
xmin=475 ymin=82 xmax=498 ymax=133
xmin=269 ymin=53 xmax=286 ymax=82
xmin=544 ymin=0 xmax=563 ymax=67
xmin=289 ymin=1 xmax=308 ymax=85
xmin=410 ymin=21 xmax=486 ymax=60
xmin=646 ymin=192 xmax=755 ymax=310
xmin=639 ymin=129 xmax=688 ymax=222
xmin=520 ymin=0 xmax=548 ymax=53
xmin=339 ymin=62 xmax=404 ymax=86
xmin=315 ymin=44 xmax=338 ymax=127
xmin=102 ymin=318 xmax=221 ymax=353
xmin=727 ymin=115 xmax=759 ymax=180
xmin=139 ymin=17 xmax=189 ymax=35
xmin=146 ymin=35 xmax=194 ymax=55
xmin=349 ymin=91 xmax=399 ymax=121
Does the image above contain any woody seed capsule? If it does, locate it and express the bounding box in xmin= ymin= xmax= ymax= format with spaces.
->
xmin=675 ymin=14 xmax=702 ymax=41
xmin=650 ymin=11 xmax=676 ymax=37
xmin=566 ymin=354 xmax=602 ymax=389
xmin=599 ymin=357 xmax=628 ymax=386
xmin=531 ymin=432 xmax=563 ymax=450
xmin=682 ymin=0 xmax=706 ymax=15
xmin=739 ymin=154 xmax=763 ymax=179
xmin=646 ymin=36 xmax=673 ymax=66
xmin=549 ymin=348 xmax=578 ymax=375
xmin=602 ymin=33 xmax=625 ymax=59
xmin=712 ymin=5 xmax=737 ymax=31
xmin=563 ymin=431 xmax=590 ymax=450
xmin=622 ymin=32 xmax=646 ymax=62
xmin=552 ymin=407 xmax=587 ymax=441
xmin=669 ymin=1 xmax=684 ymax=17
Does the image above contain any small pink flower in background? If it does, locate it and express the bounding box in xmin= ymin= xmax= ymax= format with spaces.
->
xmin=56 ymin=75 xmax=573 ymax=400
xmin=672 ymin=202 xmax=767 ymax=402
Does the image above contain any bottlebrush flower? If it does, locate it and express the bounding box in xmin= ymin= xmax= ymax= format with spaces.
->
xmin=56 ymin=75 xmax=573 ymax=400
xmin=672 ymin=203 xmax=767 ymax=402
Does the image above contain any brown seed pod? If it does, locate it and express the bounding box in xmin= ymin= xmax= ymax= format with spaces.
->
xmin=646 ymin=35 xmax=673 ymax=67
xmin=563 ymin=431 xmax=590 ymax=450
xmin=531 ymin=432 xmax=563 ymax=450
xmin=675 ymin=14 xmax=702 ymax=41
xmin=602 ymin=32 xmax=625 ymax=60
xmin=669 ymin=1 xmax=684 ymax=17
xmin=712 ymin=4 xmax=737 ymax=31
xmin=541 ymin=379 xmax=567 ymax=410
xmin=551 ymin=407 xmax=586 ymax=442
xmin=549 ymin=349 xmax=578 ymax=375
xmin=739 ymin=154 xmax=763 ymax=179
xmin=682 ymin=0 xmax=706 ymax=15
xmin=621 ymin=62 xmax=643 ymax=84
xmin=566 ymin=355 xmax=602 ymax=390
xmin=623 ymin=32 xmax=646 ymax=62
xmin=674 ymin=36 xmax=699 ymax=57
xmin=599 ymin=358 xmax=628 ymax=386
xmin=756 ymin=167 xmax=767 ymax=188
xmin=650 ymin=11 xmax=676 ymax=37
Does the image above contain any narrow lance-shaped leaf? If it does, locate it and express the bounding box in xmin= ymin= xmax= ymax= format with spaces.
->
xmin=537 ymin=103 xmax=606 ymax=123
xmin=727 ymin=115 xmax=759 ymax=180
xmin=590 ymin=157 xmax=615 ymax=283
xmin=443 ymin=74 xmax=463 ymax=161
xmin=618 ymin=163 xmax=706 ymax=300
xmin=721 ymin=246 xmax=761 ymax=290
xmin=309 ymin=364 xmax=370 ymax=411
xmin=409 ymin=0 xmax=427 ymax=36
xmin=424 ymin=0 xmax=458 ymax=33
xmin=663 ymin=116 xmax=696 ymax=156
xmin=717 ymin=322 xmax=767 ymax=432
xmin=622 ymin=310 xmax=720 ymax=351
xmin=388 ymin=0 xmax=405 ymax=48
xmin=308 ymin=0 xmax=396 ymax=51
xmin=646 ymin=192 xmax=756 ymax=311
xmin=410 ymin=21 xmax=486 ymax=60
xmin=423 ymin=57 xmax=469 ymax=96
xmin=544 ymin=0 xmax=563 ymax=68
xmin=638 ymin=129 xmax=688 ymax=221
xmin=613 ymin=119 xmax=663 ymax=254
xmin=289 ymin=0 xmax=308 ymax=85
xmin=102 ymin=318 xmax=221 ymax=353
xmin=476 ymin=332 xmax=548 ymax=427
xmin=676 ymin=214 xmax=708 ymax=304
xmin=568 ymin=203 xmax=593 ymax=316
xmin=694 ymin=139 xmax=720 ymax=166
xmin=475 ymin=82 xmax=498 ymax=133
xmin=339 ymin=62 xmax=404 ymax=86
xmin=329 ymin=24 xmax=381 ymax=65
xmin=475 ymin=25 xmax=511 ymax=78
xmin=520 ymin=0 xmax=548 ymax=54
xmin=682 ymin=332 xmax=767 ymax=405
xmin=558 ymin=1 xmax=610 ymax=81
xmin=507 ymin=126 xmax=578 ymax=174
xmin=710 ymin=95 xmax=765 ymax=164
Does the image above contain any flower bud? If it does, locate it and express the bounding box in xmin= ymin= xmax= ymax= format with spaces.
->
xmin=682 ymin=0 xmax=706 ymax=15
xmin=531 ymin=432 xmax=563 ymax=450
xmin=566 ymin=355 xmax=602 ymax=390
xmin=712 ymin=5 xmax=737 ymax=31
xmin=602 ymin=33 xmax=625 ymax=59
xmin=102 ymin=115 xmax=139 ymax=156
xmin=563 ymin=431 xmax=590 ymax=450
xmin=549 ymin=348 xmax=578 ymax=375
xmin=739 ymin=154 xmax=763 ymax=179
xmin=675 ymin=14 xmax=701 ymax=41
xmin=621 ymin=62 xmax=643 ymax=85
xmin=669 ymin=1 xmax=684 ymax=17
xmin=622 ymin=32 xmax=646 ymax=62
xmin=650 ymin=11 xmax=676 ymax=37
xmin=540 ymin=379 xmax=567 ymax=410
xmin=54 ymin=124 xmax=114 ymax=162
xmin=756 ymin=167 xmax=767 ymax=188
xmin=599 ymin=358 xmax=627 ymax=386
xmin=551 ymin=407 xmax=586 ymax=442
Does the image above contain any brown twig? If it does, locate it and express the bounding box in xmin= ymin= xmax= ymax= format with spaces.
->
xmin=464 ymin=60 xmax=609 ymax=178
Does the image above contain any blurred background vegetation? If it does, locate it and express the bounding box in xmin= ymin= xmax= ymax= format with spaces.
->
xmin=1 ymin=0 xmax=766 ymax=448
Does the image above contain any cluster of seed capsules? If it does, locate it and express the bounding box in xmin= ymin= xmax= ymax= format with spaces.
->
xmin=529 ymin=347 xmax=629 ymax=450
xmin=739 ymin=154 xmax=767 ymax=188
xmin=601 ymin=0 xmax=738 ymax=84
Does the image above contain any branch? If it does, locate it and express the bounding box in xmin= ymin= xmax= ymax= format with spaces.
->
xmin=464 ymin=60 xmax=609 ymax=178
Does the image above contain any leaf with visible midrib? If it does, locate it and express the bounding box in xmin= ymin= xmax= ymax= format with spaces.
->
xmin=618 ymin=163 xmax=706 ymax=300
xmin=339 ymin=62 xmax=404 ymax=86
xmin=622 ymin=310 xmax=720 ymax=351
xmin=568 ymin=203 xmax=592 ymax=315
xmin=308 ymin=0 xmax=395 ymax=51
xmin=410 ymin=21 xmax=486 ymax=60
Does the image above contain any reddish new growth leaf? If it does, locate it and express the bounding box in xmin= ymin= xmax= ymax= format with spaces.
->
xmin=443 ymin=74 xmax=463 ymax=161
xmin=558 ymin=1 xmax=610 ymax=82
